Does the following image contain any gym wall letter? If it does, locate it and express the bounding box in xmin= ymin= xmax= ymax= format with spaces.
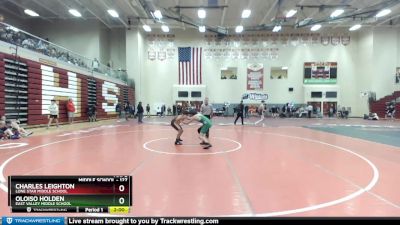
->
xmin=41 ymin=65 xmax=80 ymax=115
xmin=102 ymin=81 xmax=119 ymax=114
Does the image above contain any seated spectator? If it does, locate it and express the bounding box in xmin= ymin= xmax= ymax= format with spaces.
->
xmin=297 ymin=106 xmax=308 ymax=118
xmin=1 ymin=116 xmax=32 ymax=137
xmin=0 ymin=120 xmax=16 ymax=140
xmin=10 ymin=120 xmax=33 ymax=137
xmin=364 ymin=113 xmax=379 ymax=120
xmin=338 ymin=107 xmax=349 ymax=119
xmin=0 ymin=120 xmax=14 ymax=140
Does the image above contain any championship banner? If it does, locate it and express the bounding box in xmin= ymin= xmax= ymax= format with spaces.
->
xmin=247 ymin=63 xmax=264 ymax=90
xmin=304 ymin=62 xmax=337 ymax=84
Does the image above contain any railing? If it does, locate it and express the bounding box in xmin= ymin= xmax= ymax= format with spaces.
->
xmin=0 ymin=22 xmax=127 ymax=83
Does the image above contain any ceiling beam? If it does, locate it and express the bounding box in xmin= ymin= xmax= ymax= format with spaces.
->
xmin=32 ymin=0 xmax=62 ymax=18
xmin=74 ymin=0 xmax=112 ymax=29
xmin=376 ymin=2 xmax=400 ymax=26
xmin=5 ymin=0 xmax=54 ymax=23
xmin=174 ymin=5 xmax=228 ymax=9
xmin=0 ymin=4 xmax=24 ymax=18
xmin=135 ymin=0 xmax=152 ymax=18
xmin=321 ymin=0 xmax=400 ymax=29
xmin=98 ymin=0 xmax=129 ymax=28
xmin=121 ymin=0 xmax=140 ymax=17
xmin=220 ymin=0 xmax=228 ymax=26
xmin=55 ymin=0 xmax=89 ymax=20
xmin=377 ymin=14 xmax=400 ymax=26
xmin=258 ymin=0 xmax=279 ymax=25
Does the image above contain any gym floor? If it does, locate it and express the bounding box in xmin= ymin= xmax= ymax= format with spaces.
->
xmin=0 ymin=116 xmax=399 ymax=216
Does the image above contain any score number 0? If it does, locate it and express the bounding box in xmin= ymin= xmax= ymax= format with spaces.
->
xmin=118 ymin=184 xmax=126 ymax=205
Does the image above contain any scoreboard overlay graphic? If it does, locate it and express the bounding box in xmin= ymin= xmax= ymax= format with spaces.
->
xmin=8 ymin=176 xmax=132 ymax=213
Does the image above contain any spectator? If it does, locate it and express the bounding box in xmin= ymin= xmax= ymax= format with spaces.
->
xmin=307 ymin=104 xmax=313 ymax=118
xmin=234 ymin=100 xmax=244 ymax=125
xmin=137 ymin=102 xmax=144 ymax=123
xmin=92 ymin=58 xmax=99 ymax=72
xmin=116 ymin=103 xmax=121 ymax=118
xmin=47 ymin=99 xmax=59 ymax=128
xmin=161 ymin=105 xmax=166 ymax=117
xmin=124 ymin=102 xmax=130 ymax=121
xmin=146 ymin=104 xmax=150 ymax=117
xmin=130 ymin=103 xmax=135 ymax=118
xmin=172 ymin=105 xmax=176 ymax=116
xmin=0 ymin=120 xmax=18 ymax=140
xmin=386 ymin=102 xmax=396 ymax=120
xmin=1 ymin=116 xmax=32 ymax=138
xmin=88 ymin=103 xmax=97 ymax=122
xmin=271 ymin=105 xmax=279 ymax=118
xmin=258 ymin=100 xmax=266 ymax=120
xmin=177 ymin=104 xmax=182 ymax=115
xmin=364 ymin=112 xmax=379 ymax=120
xmin=329 ymin=104 xmax=336 ymax=118
xmin=66 ymin=98 xmax=75 ymax=124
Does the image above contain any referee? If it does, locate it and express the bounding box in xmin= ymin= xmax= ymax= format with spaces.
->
xmin=198 ymin=97 xmax=213 ymax=138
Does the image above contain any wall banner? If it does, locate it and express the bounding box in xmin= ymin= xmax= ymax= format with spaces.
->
xmin=247 ymin=63 xmax=264 ymax=90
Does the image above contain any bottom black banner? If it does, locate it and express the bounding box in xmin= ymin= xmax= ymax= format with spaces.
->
xmin=66 ymin=217 xmax=400 ymax=225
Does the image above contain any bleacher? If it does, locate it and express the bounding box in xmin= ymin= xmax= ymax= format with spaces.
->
xmin=370 ymin=91 xmax=400 ymax=119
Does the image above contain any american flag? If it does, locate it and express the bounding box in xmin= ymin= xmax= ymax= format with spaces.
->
xmin=178 ymin=47 xmax=202 ymax=85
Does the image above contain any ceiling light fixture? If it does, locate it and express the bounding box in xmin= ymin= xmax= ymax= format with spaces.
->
xmin=107 ymin=9 xmax=119 ymax=18
xmin=154 ymin=10 xmax=163 ymax=19
xmin=272 ymin=25 xmax=282 ymax=32
xmin=143 ymin=25 xmax=152 ymax=32
xmin=375 ymin=9 xmax=391 ymax=18
xmin=199 ymin=26 xmax=206 ymax=32
xmin=198 ymin=9 xmax=206 ymax=19
xmin=235 ymin=25 xmax=243 ymax=33
xmin=24 ymin=9 xmax=39 ymax=17
xmin=310 ymin=24 xmax=321 ymax=31
xmin=349 ymin=24 xmax=361 ymax=31
xmin=69 ymin=9 xmax=82 ymax=17
xmin=286 ymin=9 xmax=297 ymax=18
xmin=330 ymin=9 xmax=344 ymax=18
xmin=241 ymin=9 xmax=251 ymax=18
xmin=161 ymin=25 xmax=169 ymax=32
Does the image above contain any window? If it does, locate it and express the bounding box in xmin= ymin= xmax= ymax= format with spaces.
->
xmin=311 ymin=91 xmax=322 ymax=98
xmin=191 ymin=91 xmax=201 ymax=98
xmin=326 ymin=91 xmax=337 ymax=98
xmin=178 ymin=91 xmax=188 ymax=97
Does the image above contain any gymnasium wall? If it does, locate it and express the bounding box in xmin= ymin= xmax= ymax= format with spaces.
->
xmin=0 ymin=51 xmax=135 ymax=126
xmin=0 ymin=10 xmax=33 ymax=32
xmin=398 ymin=29 xmax=400 ymax=66
xmin=29 ymin=20 xmax=103 ymax=62
xmin=126 ymin=27 xmax=400 ymax=117
xmin=371 ymin=28 xmax=399 ymax=99
xmin=109 ymin=29 xmax=127 ymax=70
xmin=126 ymin=29 xmax=362 ymax=115
xmin=28 ymin=21 xmax=126 ymax=68
xmin=3 ymin=15 xmax=398 ymax=117
xmin=99 ymin=27 xmax=111 ymax=66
